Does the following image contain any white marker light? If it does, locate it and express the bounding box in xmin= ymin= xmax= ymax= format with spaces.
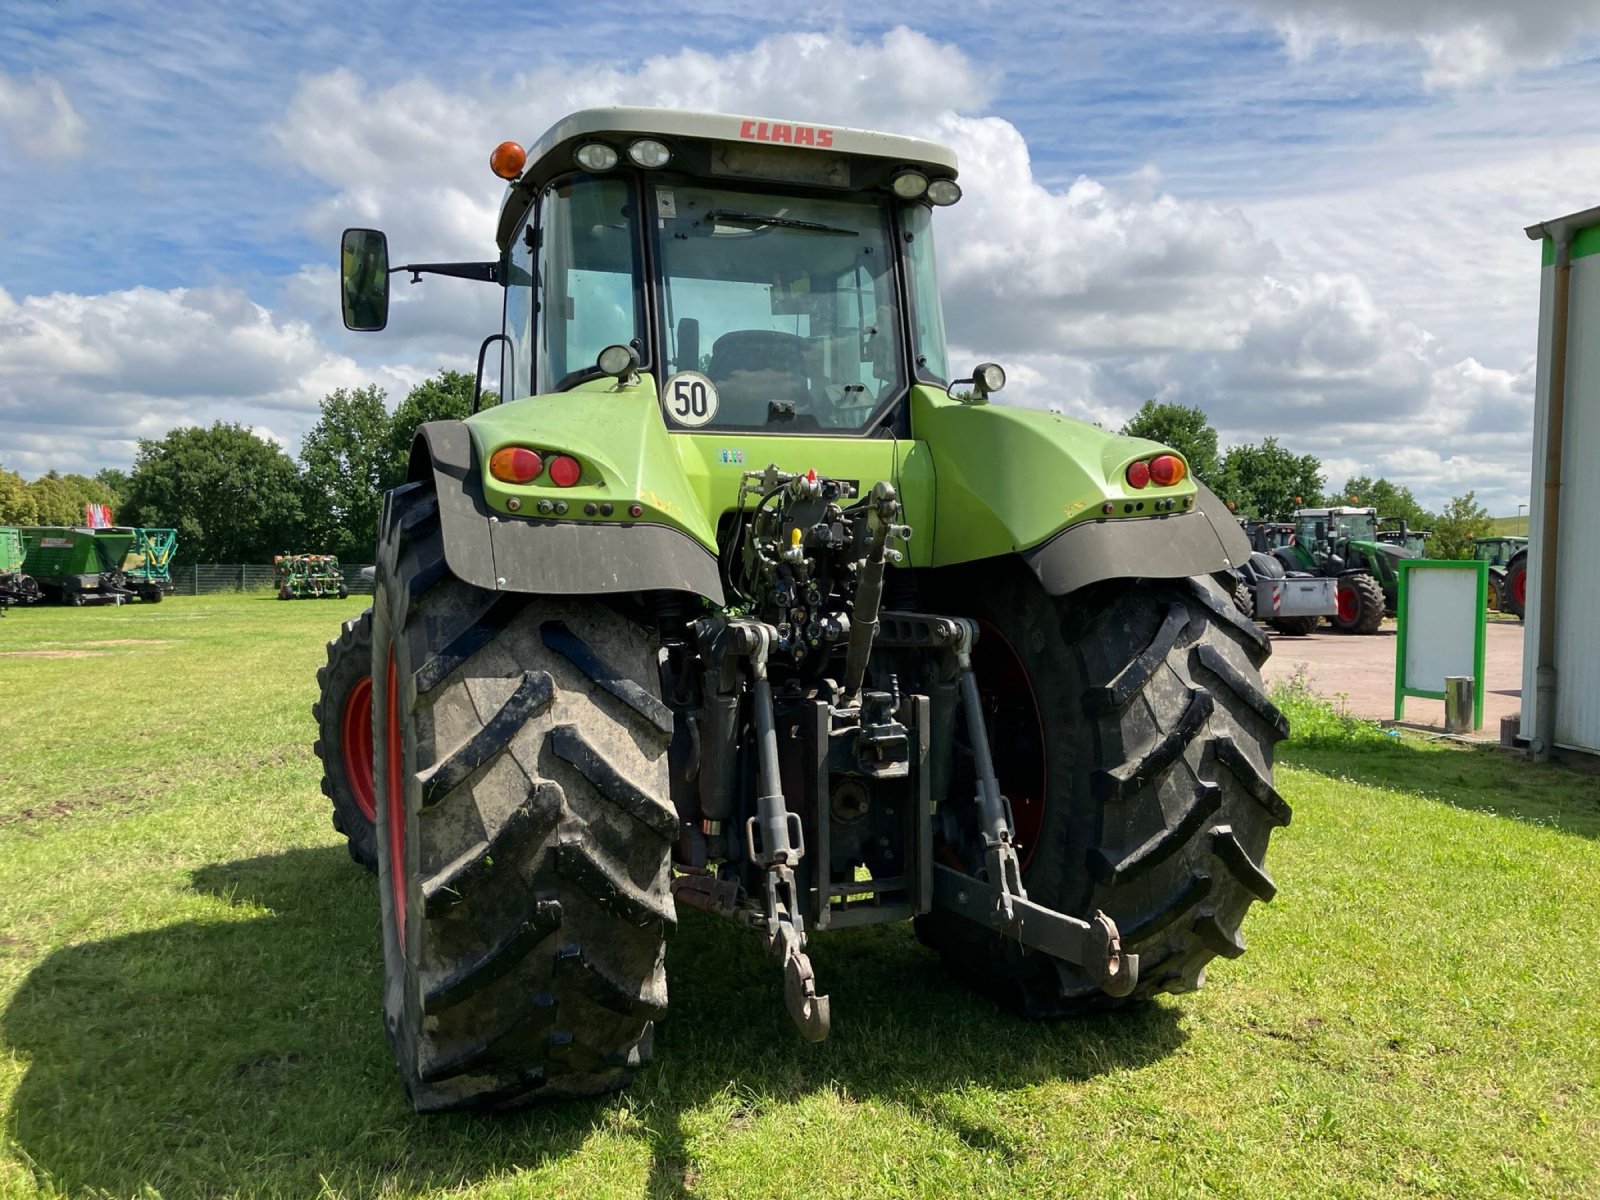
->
xmin=629 ymin=139 xmax=671 ymax=168
xmin=575 ymin=142 xmax=619 ymax=171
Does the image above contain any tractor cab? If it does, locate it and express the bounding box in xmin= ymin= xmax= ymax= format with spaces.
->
xmin=1473 ymin=536 xmax=1526 ymax=568
xmin=342 ymin=109 xmax=966 ymax=438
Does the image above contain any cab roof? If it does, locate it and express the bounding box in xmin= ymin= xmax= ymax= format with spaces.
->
xmin=496 ymin=106 xmax=960 ymax=249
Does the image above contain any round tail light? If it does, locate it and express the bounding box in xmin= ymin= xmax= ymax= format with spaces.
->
xmin=547 ymin=455 xmax=582 ymax=487
xmin=1125 ymin=460 xmax=1151 ymax=489
xmin=1149 ymin=454 xmax=1186 ymax=486
xmin=489 ymin=446 xmax=543 ymax=484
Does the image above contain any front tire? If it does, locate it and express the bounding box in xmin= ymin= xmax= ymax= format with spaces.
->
xmin=916 ymin=564 xmax=1290 ymax=1014
xmin=373 ymin=483 xmax=675 ymax=1112
xmin=314 ymin=609 xmax=378 ymax=872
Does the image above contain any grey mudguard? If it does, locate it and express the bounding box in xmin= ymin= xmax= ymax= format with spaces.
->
xmin=1022 ymin=481 xmax=1248 ymax=596
xmin=409 ymin=421 xmax=725 ymax=603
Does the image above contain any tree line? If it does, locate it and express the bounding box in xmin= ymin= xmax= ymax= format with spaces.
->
xmin=1120 ymin=399 xmax=1497 ymax=559
xmin=0 ymin=371 xmax=494 ymax=565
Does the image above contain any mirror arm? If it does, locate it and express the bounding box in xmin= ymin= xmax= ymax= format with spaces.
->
xmin=391 ymin=261 xmax=501 ymax=285
xmin=473 ymin=334 xmax=510 ymax=414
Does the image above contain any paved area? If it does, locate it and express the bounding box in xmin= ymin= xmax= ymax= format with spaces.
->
xmin=1258 ymin=617 xmax=1525 ymax=740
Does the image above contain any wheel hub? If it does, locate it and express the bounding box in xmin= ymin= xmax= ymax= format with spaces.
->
xmin=342 ymin=675 xmax=376 ymax=822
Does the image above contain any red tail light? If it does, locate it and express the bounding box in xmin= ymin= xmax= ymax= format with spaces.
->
xmin=1125 ymin=460 xmax=1151 ymax=489
xmin=1149 ymin=454 xmax=1186 ymax=486
xmin=547 ymin=455 xmax=582 ymax=487
xmin=489 ymin=447 xmax=543 ymax=484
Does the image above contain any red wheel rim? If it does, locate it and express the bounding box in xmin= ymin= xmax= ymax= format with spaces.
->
xmin=1336 ymin=583 xmax=1359 ymax=624
xmin=385 ymin=649 xmax=406 ymax=950
xmin=1511 ymin=569 xmax=1527 ymax=607
xmin=973 ymin=621 xmax=1047 ymax=872
xmin=341 ymin=675 xmax=376 ymax=822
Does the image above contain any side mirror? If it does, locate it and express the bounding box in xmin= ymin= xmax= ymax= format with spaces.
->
xmin=341 ymin=228 xmax=390 ymax=331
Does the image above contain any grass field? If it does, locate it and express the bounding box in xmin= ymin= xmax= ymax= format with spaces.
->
xmin=1 ymin=594 xmax=1597 ymax=1200
xmin=1488 ymin=516 xmax=1531 ymax=537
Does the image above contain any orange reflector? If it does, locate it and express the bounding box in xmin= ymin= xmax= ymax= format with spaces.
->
xmin=489 ymin=446 xmax=542 ymax=483
xmin=1125 ymin=460 xmax=1150 ymax=489
xmin=547 ymin=454 xmax=582 ymax=487
xmin=490 ymin=141 xmax=527 ymax=180
xmin=1149 ymin=454 xmax=1185 ymax=486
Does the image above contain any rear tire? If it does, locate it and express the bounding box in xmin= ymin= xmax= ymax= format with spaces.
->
xmin=373 ymin=482 xmax=675 ymax=1112
xmin=1269 ymin=615 xmax=1319 ymax=636
xmin=916 ymin=563 xmax=1290 ymax=1014
xmin=1504 ymin=553 xmax=1528 ymax=621
xmin=314 ymin=609 xmax=378 ymax=872
xmin=1329 ymin=573 xmax=1384 ymax=634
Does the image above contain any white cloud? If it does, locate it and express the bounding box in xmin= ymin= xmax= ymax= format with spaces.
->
xmin=0 ymin=71 xmax=86 ymax=158
xmin=1253 ymin=0 xmax=1600 ymax=85
xmin=3 ymin=23 xmax=1563 ymax=516
xmin=0 ymin=284 xmax=414 ymax=476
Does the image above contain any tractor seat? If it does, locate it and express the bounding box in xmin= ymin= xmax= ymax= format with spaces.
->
xmin=707 ymin=330 xmax=814 ymax=425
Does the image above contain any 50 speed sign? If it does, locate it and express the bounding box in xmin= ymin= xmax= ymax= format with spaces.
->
xmin=662 ymin=371 xmax=719 ymax=428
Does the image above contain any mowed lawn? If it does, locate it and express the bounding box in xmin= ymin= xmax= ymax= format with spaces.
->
xmin=1 ymin=594 xmax=1597 ymax=1200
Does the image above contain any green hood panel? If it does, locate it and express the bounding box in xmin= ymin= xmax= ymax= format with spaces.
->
xmin=465 ymin=377 xmax=1199 ymax=575
xmin=465 ymin=376 xmax=937 ymax=566
xmin=909 ymin=388 xmax=1198 ymax=564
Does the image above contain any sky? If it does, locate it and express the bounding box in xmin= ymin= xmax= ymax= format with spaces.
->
xmin=3 ymin=1 xmax=1599 ymax=515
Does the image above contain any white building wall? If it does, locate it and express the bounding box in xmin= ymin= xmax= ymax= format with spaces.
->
xmin=1521 ymin=225 xmax=1600 ymax=756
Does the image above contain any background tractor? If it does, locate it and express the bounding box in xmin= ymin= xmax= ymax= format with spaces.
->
xmin=324 ymin=107 xmax=1290 ymax=1112
xmin=1230 ymin=520 xmax=1330 ymax=636
xmin=1276 ymin=506 xmax=1414 ymax=634
xmin=1473 ymin=536 xmax=1527 ymax=612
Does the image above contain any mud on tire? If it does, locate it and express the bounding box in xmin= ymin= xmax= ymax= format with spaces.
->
xmin=373 ymin=483 xmax=676 ymax=1112
xmin=916 ymin=563 xmax=1290 ymax=1015
xmin=314 ymin=608 xmax=378 ymax=871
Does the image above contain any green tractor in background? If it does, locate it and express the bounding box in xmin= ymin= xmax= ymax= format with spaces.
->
xmin=1473 ymin=536 xmax=1528 ymax=613
xmin=1276 ymin=506 xmax=1415 ymax=634
xmin=324 ymin=107 xmax=1290 ymax=1113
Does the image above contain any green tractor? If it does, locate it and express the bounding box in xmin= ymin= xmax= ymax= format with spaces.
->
xmin=1472 ymin=536 xmax=1527 ymax=613
xmin=327 ymin=107 xmax=1289 ymax=1112
xmin=1276 ymin=506 xmax=1414 ymax=634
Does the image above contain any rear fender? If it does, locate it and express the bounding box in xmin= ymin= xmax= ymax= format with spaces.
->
xmin=407 ymin=421 xmax=724 ymax=603
xmin=1021 ymin=481 xmax=1251 ymax=596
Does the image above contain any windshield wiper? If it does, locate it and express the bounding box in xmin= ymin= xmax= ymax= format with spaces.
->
xmin=703 ymin=209 xmax=858 ymax=236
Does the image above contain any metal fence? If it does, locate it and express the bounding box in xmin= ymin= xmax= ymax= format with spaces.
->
xmin=169 ymin=564 xmax=376 ymax=596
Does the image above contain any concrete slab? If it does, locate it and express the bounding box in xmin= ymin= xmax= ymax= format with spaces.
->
xmin=1258 ymin=617 xmax=1525 ymax=741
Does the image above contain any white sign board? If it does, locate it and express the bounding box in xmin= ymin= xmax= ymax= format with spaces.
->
xmin=1395 ymin=561 xmax=1488 ymax=729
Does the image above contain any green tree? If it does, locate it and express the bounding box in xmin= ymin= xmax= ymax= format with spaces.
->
xmin=1218 ymin=438 xmax=1324 ymax=521
xmin=94 ymin=467 xmax=132 ymax=511
xmin=299 ymin=385 xmax=391 ymax=561
xmin=382 ymin=369 xmax=498 ymax=488
xmin=124 ymin=424 xmax=304 ymax=563
xmin=0 ymin=464 xmax=38 ymax=525
xmin=1118 ymin=399 xmax=1221 ymax=484
xmin=1428 ymin=490 xmax=1495 ymax=561
xmin=1340 ymin=475 xmax=1433 ymax=533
